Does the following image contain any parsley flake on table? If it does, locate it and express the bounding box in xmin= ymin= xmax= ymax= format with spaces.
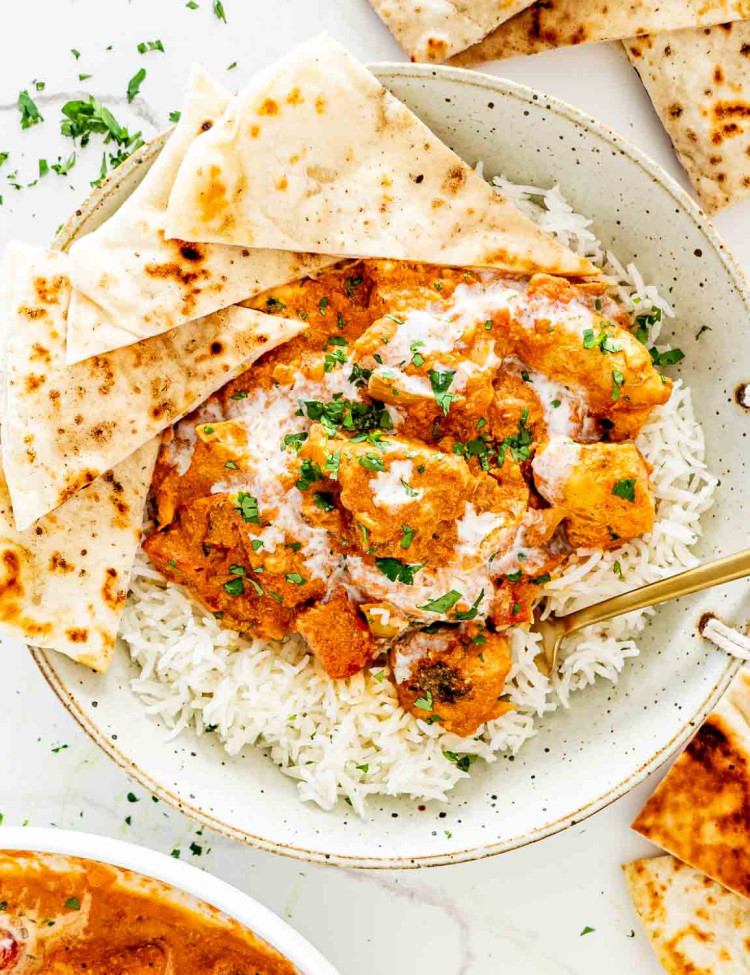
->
xmin=213 ymin=0 xmax=227 ymax=20
xmin=580 ymin=926 xmax=595 ymax=936
xmin=649 ymin=347 xmax=685 ymax=367
xmin=18 ymin=90 xmax=43 ymax=129
xmin=443 ymin=751 xmax=478 ymax=772
xmin=137 ymin=40 xmax=165 ymax=53
xmin=169 ymin=110 xmax=182 ymax=123
xmin=127 ymin=68 xmax=147 ymax=103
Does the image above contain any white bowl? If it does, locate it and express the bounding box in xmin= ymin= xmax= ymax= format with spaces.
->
xmin=0 ymin=827 xmax=339 ymax=974
xmin=33 ymin=64 xmax=750 ymax=867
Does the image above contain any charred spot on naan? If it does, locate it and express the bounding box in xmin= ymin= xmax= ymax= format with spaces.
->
xmin=101 ymin=566 xmax=125 ymax=612
xmin=65 ymin=627 xmax=89 ymax=643
xmin=58 ymin=470 xmax=101 ymax=506
xmin=33 ymin=273 xmax=66 ymax=305
xmin=48 ymin=551 xmax=75 ymax=573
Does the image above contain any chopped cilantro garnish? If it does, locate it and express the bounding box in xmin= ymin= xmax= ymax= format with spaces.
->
xmin=251 ymin=539 xmax=264 ymax=552
xmin=223 ymin=577 xmax=244 ymax=596
xmin=234 ymin=492 xmax=260 ymax=523
xmin=228 ymin=564 xmax=247 ymax=577
xmin=345 ymin=275 xmax=363 ymax=297
xmin=611 ymin=368 xmax=624 ymax=402
xmin=451 ymin=589 xmax=484 ymax=620
xmin=65 ymin=897 xmax=80 ymax=911
xmin=78 ymin=73 xmax=92 ymax=82
xmin=296 ymin=459 xmax=322 ymax=491
xmin=414 ymin=690 xmax=434 ymax=711
xmin=531 ymin=573 xmax=551 ymax=585
xmin=186 ymin=1 xmax=198 ymax=7
xmin=127 ymin=68 xmax=146 ymax=103
xmin=324 ymin=347 xmax=347 ymax=372
xmin=71 ymin=49 xmax=81 ymax=59
xmin=248 ymin=578 xmax=264 ymax=597
xmin=512 ymin=602 xmax=521 ymax=614
xmin=612 ymin=478 xmax=636 ymax=502
xmin=551 ymin=398 xmax=561 ymax=408
xmin=428 ymin=369 xmax=457 ymax=416
xmin=137 ymin=40 xmax=165 ymax=53
xmin=400 ymin=525 xmax=415 ymax=549
xmin=613 ymin=561 xmax=623 ymax=580
xmin=323 ymin=451 xmax=340 ymax=478
xmin=348 ymin=362 xmax=372 ymax=387
xmin=318 ymin=297 xmax=329 ymax=315
xmin=304 ymin=397 xmax=391 ymax=435
xmin=375 ymin=557 xmax=424 ymax=585
xmin=419 ymin=590 xmax=462 ymax=614
xmin=213 ymin=0 xmax=227 ymax=20
xmin=126 ymin=792 xmax=139 ymax=802
xmin=18 ymin=90 xmax=43 ymax=129
xmin=224 ymin=459 xmax=238 ymax=470
xmin=506 ymin=570 xmax=523 ymax=583
xmin=189 ymin=842 xmax=203 ymax=856
xmin=583 ymin=327 xmax=620 ymax=354
xmin=285 ymin=573 xmax=306 ymax=585
xmin=443 ymin=751 xmax=477 ymax=772
xmin=313 ymin=491 xmax=335 ymax=512
xmin=357 ymin=453 xmax=385 ymax=472
xmin=634 ymin=307 xmax=662 ymax=345
xmin=169 ymin=110 xmax=182 ymax=123
xmin=356 ymin=763 xmax=369 ymax=773
xmin=580 ymin=926 xmax=595 ymax=936
xmin=282 ymin=432 xmax=307 ymax=453
xmin=649 ymin=347 xmax=685 ymax=367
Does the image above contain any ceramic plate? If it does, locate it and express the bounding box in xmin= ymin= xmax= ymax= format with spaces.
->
xmin=32 ymin=64 xmax=750 ymax=868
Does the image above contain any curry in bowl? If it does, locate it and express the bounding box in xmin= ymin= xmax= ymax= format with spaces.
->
xmin=143 ymin=258 xmax=669 ymax=739
xmin=0 ymin=851 xmax=297 ymax=974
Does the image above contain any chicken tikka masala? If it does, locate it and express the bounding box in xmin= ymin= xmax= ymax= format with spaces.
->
xmin=143 ymin=260 xmax=670 ymax=738
xmin=0 ymin=852 xmax=296 ymax=974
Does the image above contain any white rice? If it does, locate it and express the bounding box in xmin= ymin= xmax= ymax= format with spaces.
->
xmin=121 ymin=179 xmax=717 ymax=814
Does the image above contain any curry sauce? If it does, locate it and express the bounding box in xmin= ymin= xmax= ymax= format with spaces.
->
xmin=0 ymin=851 xmax=297 ymax=974
xmin=143 ymin=259 xmax=669 ymax=736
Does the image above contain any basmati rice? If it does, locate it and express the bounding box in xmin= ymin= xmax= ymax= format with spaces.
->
xmin=121 ymin=179 xmax=717 ymax=813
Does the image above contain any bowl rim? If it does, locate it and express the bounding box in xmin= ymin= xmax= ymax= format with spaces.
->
xmin=31 ymin=60 xmax=748 ymax=869
xmin=0 ymin=826 xmax=340 ymax=974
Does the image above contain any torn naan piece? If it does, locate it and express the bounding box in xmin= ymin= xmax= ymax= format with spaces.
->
xmin=2 ymin=243 xmax=306 ymax=531
xmin=625 ymin=22 xmax=750 ymax=213
xmin=624 ymin=856 xmax=750 ymax=974
xmin=367 ymin=0 xmax=537 ymax=63
xmin=65 ymin=64 xmax=334 ymax=363
xmin=0 ymin=438 xmax=157 ymax=672
xmin=452 ymin=0 xmax=750 ymax=65
xmin=632 ymin=666 xmax=750 ymax=900
xmin=165 ymin=34 xmax=594 ymax=277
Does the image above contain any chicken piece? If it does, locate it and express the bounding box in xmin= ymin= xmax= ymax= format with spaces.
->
xmin=302 ymin=425 xmax=473 ymax=562
xmin=352 ymin=307 xmax=498 ymax=440
xmin=390 ymin=625 xmax=513 ymax=737
xmin=294 ymin=591 xmax=375 ymax=678
xmin=143 ymin=494 xmax=326 ymax=639
xmin=490 ymin=357 xmax=587 ymax=445
xmin=507 ymin=274 xmax=671 ymax=437
xmin=532 ymin=439 xmax=655 ymax=549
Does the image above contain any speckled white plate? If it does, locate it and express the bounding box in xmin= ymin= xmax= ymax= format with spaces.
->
xmin=32 ymin=64 xmax=750 ymax=868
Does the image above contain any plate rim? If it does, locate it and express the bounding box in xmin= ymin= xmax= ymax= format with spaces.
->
xmin=32 ymin=61 xmax=748 ymax=869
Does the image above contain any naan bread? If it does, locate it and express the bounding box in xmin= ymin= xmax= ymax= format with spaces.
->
xmin=452 ymin=0 xmax=750 ymax=64
xmin=2 ymin=243 xmax=306 ymax=530
xmin=65 ymin=64 xmax=333 ymax=363
xmin=632 ymin=666 xmax=750 ymax=900
xmin=165 ymin=35 xmax=595 ymax=277
xmin=624 ymin=856 xmax=750 ymax=974
xmin=625 ymin=22 xmax=750 ymax=213
xmin=367 ymin=0 xmax=537 ymax=62
xmin=0 ymin=438 xmax=157 ymax=672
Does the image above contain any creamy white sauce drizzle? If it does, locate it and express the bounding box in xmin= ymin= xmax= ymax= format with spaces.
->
xmin=499 ymin=355 xmax=585 ymax=440
xmin=455 ymin=502 xmax=507 ymax=563
xmin=370 ymin=459 xmax=423 ymax=511
xmin=531 ymin=438 xmax=581 ymax=504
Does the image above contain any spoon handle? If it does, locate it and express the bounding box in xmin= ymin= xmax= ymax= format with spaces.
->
xmin=564 ymin=547 xmax=750 ymax=637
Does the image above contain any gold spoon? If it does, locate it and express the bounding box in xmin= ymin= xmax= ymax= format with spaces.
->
xmin=535 ymin=547 xmax=750 ymax=674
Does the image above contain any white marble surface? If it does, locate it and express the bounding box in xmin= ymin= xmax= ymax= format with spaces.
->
xmin=1 ymin=3 xmax=749 ymax=973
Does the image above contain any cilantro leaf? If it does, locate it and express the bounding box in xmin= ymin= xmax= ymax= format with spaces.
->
xmin=375 ymin=558 xmax=424 ymax=585
xmin=127 ymin=68 xmax=146 ymax=103
xmin=234 ymin=492 xmax=260 ymax=523
xmin=612 ymin=478 xmax=636 ymax=502
xmin=419 ymin=590 xmax=462 ymax=614
xmin=18 ymin=90 xmax=43 ymax=129
xmin=428 ymin=369 xmax=457 ymax=416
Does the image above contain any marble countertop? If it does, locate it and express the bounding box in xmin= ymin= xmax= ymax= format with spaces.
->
xmin=2 ymin=3 xmax=749 ymax=973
